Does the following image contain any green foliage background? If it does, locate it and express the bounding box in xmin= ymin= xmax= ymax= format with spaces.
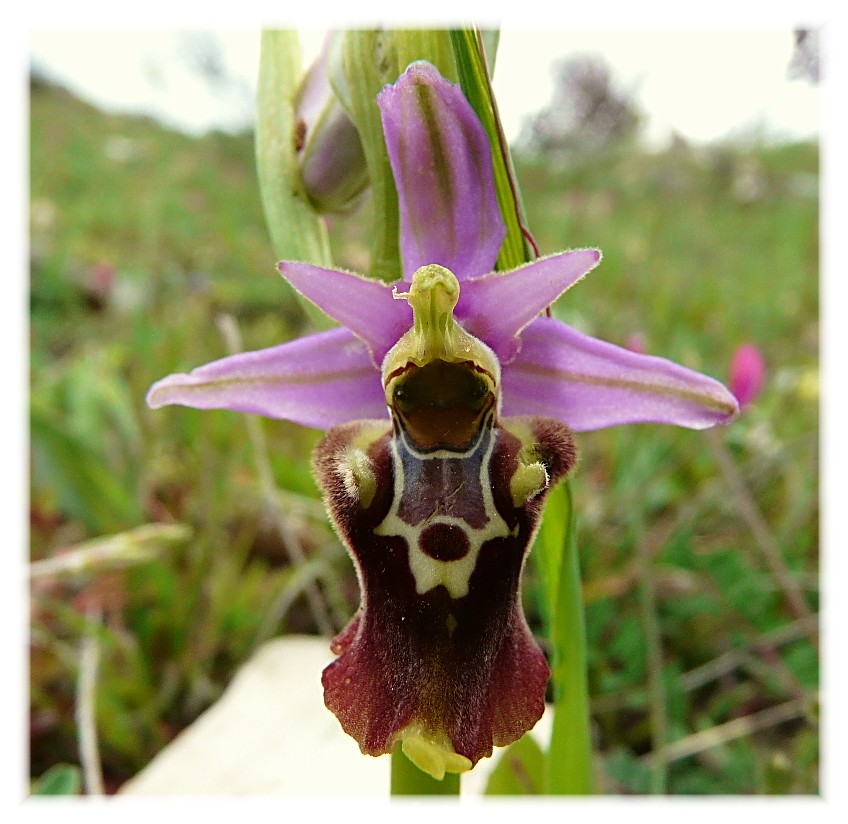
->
xmin=29 ymin=72 xmax=818 ymax=794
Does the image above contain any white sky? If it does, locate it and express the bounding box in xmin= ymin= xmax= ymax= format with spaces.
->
xmin=28 ymin=27 xmax=819 ymax=147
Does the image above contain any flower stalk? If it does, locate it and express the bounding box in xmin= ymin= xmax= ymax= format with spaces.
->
xmin=255 ymin=30 xmax=334 ymax=331
xmin=255 ymin=30 xmax=332 ymax=267
xmin=391 ymin=746 xmax=461 ymax=795
xmin=538 ymin=483 xmax=594 ymax=794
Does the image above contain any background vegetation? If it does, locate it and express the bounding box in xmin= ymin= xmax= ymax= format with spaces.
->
xmin=29 ymin=53 xmax=818 ymax=795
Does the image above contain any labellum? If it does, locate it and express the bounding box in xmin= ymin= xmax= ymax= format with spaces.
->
xmin=314 ymin=265 xmax=576 ymax=778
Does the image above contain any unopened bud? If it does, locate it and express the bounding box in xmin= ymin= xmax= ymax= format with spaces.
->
xmin=295 ymin=34 xmax=368 ymax=214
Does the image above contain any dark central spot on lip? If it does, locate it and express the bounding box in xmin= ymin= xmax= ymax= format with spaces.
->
xmin=419 ymin=523 xmax=471 ymax=562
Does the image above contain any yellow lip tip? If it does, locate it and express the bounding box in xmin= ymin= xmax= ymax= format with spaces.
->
xmin=400 ymin=731 xmax=473 ymax=780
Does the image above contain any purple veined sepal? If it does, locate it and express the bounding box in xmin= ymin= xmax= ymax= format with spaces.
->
xmin=145 ymin=327 xmax=386 ymax=429
xmin=313 ymin=413 xmax=576 ymax=777
xmin=148 ymin=257 xmax=737 ymax=437
xmin=501 ymin=316 xmax=740 ymax=431
xmin=279 ymin=261 xmax=412 ymax=366
xmin=377 ymin=61 xmax=507 ymax=280
xmin=457 ymin=249 xmax=602 ymax=361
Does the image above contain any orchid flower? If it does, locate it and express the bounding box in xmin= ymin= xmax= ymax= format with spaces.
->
xmin=147 ymin=61 xmax=738 ymax=779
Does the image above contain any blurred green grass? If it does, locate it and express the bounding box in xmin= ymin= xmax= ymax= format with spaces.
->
xmin=29 ymin=74 xmax=818 ymax=794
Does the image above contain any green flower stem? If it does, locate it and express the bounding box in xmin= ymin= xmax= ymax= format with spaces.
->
xmin=255 ymin=31 xmax=333 ymax=268
xmin=255 ymin=30 xmax=333 ymax=331
xmin=390 ymin=749 xmax=461 ymax=795
xmin=633 ymin=509 xmax=669 ymax=793
xmin=344 ymin=38 xmax=402 ymax=286
xmin=544 ymin=483 xmax=594 ymax=794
